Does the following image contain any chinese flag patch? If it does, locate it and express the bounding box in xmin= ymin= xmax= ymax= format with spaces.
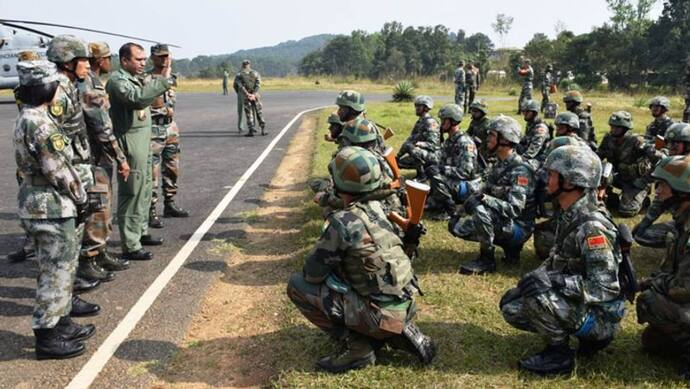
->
xmin=587 ymin=235 xmax=607 ymax=250
xmin=517 ymin=176 xmax=529 ymax=186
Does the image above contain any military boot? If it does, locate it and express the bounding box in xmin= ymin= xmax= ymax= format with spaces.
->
xmin=95 ymin=250 xmax=130 ymax=272
xmin=244 ymin=129 xmax=255 ymax=137
xmin=73 ymin=277 xmax=100 ymax=294
xmin=518 ymin=343 xmax=575 ymax=375
xmin=164 ymin=200 xmax=189 ymax=218
xmin=70 ymin=295 xmax=101 ymax=317
xmin=77 ymin=256 xmax=115 ymax=283
xmin=459 ymin=247 xmax=496 ymax=275
xmin=148 ymin=206 xmax=163 ymax=228
xmin=388 ymin=322 xmax=437 ymax=364
xmin=260 ymin=122 xmax=267 ymax=136
xmin=502 ymin=244 xmax=523 ymax=265
xmin=577 ymin=336 xmax=613 ymax=357
xmin=8 ymin=247 xmax=34 ymax=263
xmin=56 ymin=316 xmax=96 ymax=342
xmin=316 ymin=334 xmax=376 ymax=373
xmin=34 ymin=327 xmax=85 ymax=360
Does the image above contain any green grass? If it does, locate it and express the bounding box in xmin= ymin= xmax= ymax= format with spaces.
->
xmin=270 ymin=96 xmax=684 ymax=387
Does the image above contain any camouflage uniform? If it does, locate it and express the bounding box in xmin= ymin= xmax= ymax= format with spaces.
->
xmin=466 ymin=100 xmax=491 ymax=165
xmin=645 ymin=96 xmax=674 ymax=141
xmin=564 ymin=91 xmax=596 ymax=144
xmin=465 ymin=65 xmax=477 ymax=109
xmin=397 ymin=97 xmax=441 ymax=174
xmin=540 ymin=66 xmax=553 ymax=112
xmin=517 ymin=100 xmax=550 ymax=170
xmin=684 ymin=67 xmax=690 ymax=123
xmin=454 ymin=63 xmax=465 ymax=107
xmin=233 ymin=61 xmax=265 ymax=135
xmin=14 ymin=61 xmax=87 ymax=329
xmin=517 ymin=64 xmax=534 ymax=113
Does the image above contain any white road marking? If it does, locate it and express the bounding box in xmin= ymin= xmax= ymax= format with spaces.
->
xmin=67 ymin=105 xmax=331 ymax=389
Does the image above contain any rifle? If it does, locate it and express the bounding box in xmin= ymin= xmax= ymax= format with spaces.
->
xmin=388 ymin=180 xmax=430 ymax=257
xmin=472 ymin=136 xmax=488 ymax=170
xmin=618 ymin=223 xmax=638 ymax=303
xmin=374 ymin=122 xmax=396 ymax=140
xmin=383 ymin=147 xmax=402 ymax=189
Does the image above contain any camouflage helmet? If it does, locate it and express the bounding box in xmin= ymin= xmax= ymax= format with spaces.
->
xmin=329 ymin=146 xmax=382 ymax=194
xmin=335 ymin=90 xmax=365 ymax=112
xmin=546 ymin=135 xmax=589 ymax=154
xmin=341 ymin=118 xmax=378 ymax=144
xmin=488 ymin=115 xmax=521 ymax=144
xmin=17 ymin=60 xmax=59 ymax=86
xmin=88 ymin=41 xmax=111 ymax=58
xmin=651 ymin=155 xmax=690 ymax=193
xmin=469 ymin=99 xmax=488 ymax=114
xmin=665 ymin=122 xmax=690 ymax=143
xmin=554 ymin=112 xmax=580 ymax=130
xmin=521 ymin=99 xmax=540 ymax=113
xmin=151 ymin=44 xmax=170 ymax=56
xmin=438 ymin=103 xmax=464 ymax=122
xmin=648 ymin=96 xmax=671 ymax=111
xmin=327 ymin=111 xmax=342 ymax=126
xmin=414 ymin=95 xmax=434 ymax=109
xmin=47 ymin=35 xmax=89 ymax=63
xmin=563 ymin=90 xmax=584 ymax=103
xmin=608 ymin=111 xmax=633 ymax=129
xmin=544 ymin=145 xmax=602 ymax=189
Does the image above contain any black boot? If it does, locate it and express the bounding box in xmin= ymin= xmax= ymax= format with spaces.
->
xmin=34 ymin=328 xmax=85 ymax=360
xmin=244 ymin=129 xmax=255 ymax=137
xmin=77 ymin=256 xmax=115 ymax=283
xmin=95 ymin=250 xmax=129 ymax=272
xmin=140 ymin=235 xmax=164 ymax=246
xmin=459 ymin=247 xmax=496 ymax=275
xmin=8 ymin=247 xmax=34 ymax=263
xmin=70 ymin=296 xmax=101 ymax=317
xmin=260 ymin=123 xmax=267 ymax=136
xmin=56 ymin=316 xmax=96 ymax=342
xmin=518 ymin=343 xmax=575 ymax=375
xmin=122 ymin=249 xmax=153 ymax=261
xmin=577 ymin=336 xmax=613 ymax=357
xmin=387 ymin=322 xmax=437 ymax=365
xmin=164 ymin=200 xmax=189 ymax=218
xmin=148 ymin=206 xmax=163 ymax=228
xmin=73 ymin=277 xmax=100 ymax=294
xmin=502 ymin=244 xmax=523 ymax=265
xmin=316 ymin=334 xmax=376 ymax=373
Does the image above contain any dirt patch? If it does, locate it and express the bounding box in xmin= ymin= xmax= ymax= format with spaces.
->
xmin=153 ymin=116 xmax=317 ymax=388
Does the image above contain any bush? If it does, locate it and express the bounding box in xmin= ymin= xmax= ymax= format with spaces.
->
xmin=392 ymin=80 xmax=415 ymax=102
xmin=507 ymin=88 xmax=518 ymax=96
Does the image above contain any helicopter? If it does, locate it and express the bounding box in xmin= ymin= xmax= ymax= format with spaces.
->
xmin=0 ymin=19 xmax=179 ymax=90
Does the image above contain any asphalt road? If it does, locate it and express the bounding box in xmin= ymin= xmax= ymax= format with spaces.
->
xmin=0 ymin=90 xmax=381 ymax=388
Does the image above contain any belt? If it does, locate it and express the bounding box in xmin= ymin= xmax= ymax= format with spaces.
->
xmin=152 ymin=116 xmax=172 ymax=125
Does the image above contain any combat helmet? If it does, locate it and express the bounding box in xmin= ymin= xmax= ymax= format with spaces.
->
xmin=414 ymin=95 xmax=434 ymax=110
xmin=47 ymin=35 xmax=89 ymax=64
xmin=469 ymin=99 xmax=488 ymax=115
xmin=329 ymin=146 xmax=382 ymax=194
xmin=648 ymin=96 xmax=671 ymax=111
xmin=545 ymin=135 xmax=588 ymax=154
xmin=563 ymin=90 xmax=584 ymax=104
xmin=488 ymin=115 xmax=521 ymax=144
xmin=608 ymin=111 xmax=633 ymax=130
xmin=544 ymin=145 xmax=602 ymax=189
xmin=341 ymin=118 xmax=378 ymax=144
xmin=438 ymin=103 xmax=463 ymax=123
xmin=88 ymin=42 xmax=111 ymax=58
xmin=665 ymin=122 xmax=690 ymax=143
xmin=554 ymin=112 xmax=580 ymax=131
xmin=651 ymin=155 xmax=690 ymax=193
xmin=521 ymin=99 xmax=540 ymax=113
xmin=17 ymin=60 xmax=59 ymax=86
xmin=336 ymin=90 xmax=365 ymax=112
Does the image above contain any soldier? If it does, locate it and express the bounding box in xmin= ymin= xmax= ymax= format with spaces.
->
xmin=334 ymin=90 xmax=384 ymax=151
xmin=222 ymin=70 xmax=229 ymax=95
xmin=14 ymin=60 xmax=98 ymax=359
xmin=563 ymin=90 xmax=596 ymax=144
xmin=645 ymin=96 xmax=674 ymax=142
xmin=147 ymin=44 xmax=189 ymax=230
xmin=597 ymin=111 xmax=660 ymax=217
xmin=396 ymin=96 xmax=441 ymax=181
xmin=516 ymin=59 xmax=534 ymax=114
xmin=454 ymin=60 xmax=466 ymax=108
xmin=233 ymin=59 xmax=266 ymax=136
xmin=324 ymin=111 xmax=344 ymax=144
xmin=501 ymin=145 xmax=625 ymax=375
xmin=107 ymin=42 xmax=173 ymax=260
xmin=425 ymin=104 xmax=479 ymax=220
xmin=634 ymin=122 xmax=690 ymax=248
xmin=466 ymin=99 xmax=491 ymax=167
xmin=540 ymin=64 xmax=553 ymax=113
xmin=87 ymin=41 xmax=118 ymax=179
xmin=287 ymin=146 xmax=436 ymax=373
xmin=517 ymin=99 xmax=550 ymax=170
xmin=684 ymin=64 xmax=690 ymax=123
xmin=450 ymin=115 xmax=536 ymax=275
xmin=464 ymin=63 xmax=477 ymax=111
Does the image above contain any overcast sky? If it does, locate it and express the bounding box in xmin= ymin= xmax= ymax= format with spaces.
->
xmin=1 ymin=0 xmax=664 ymax=59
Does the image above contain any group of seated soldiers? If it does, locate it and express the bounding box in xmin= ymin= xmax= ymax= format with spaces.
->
xmin=290 ymin=89 xmax=690 ymax=379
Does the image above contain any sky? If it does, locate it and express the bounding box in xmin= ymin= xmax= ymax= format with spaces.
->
xmin=1 ymin=0 xmax=665 ymax=59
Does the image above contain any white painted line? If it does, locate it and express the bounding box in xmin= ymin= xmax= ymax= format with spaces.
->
xmin=67 ymin=104 xmax=332 ymax=389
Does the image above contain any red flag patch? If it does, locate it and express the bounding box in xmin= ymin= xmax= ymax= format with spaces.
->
xmin=587 ymin=235 xmax=607 ymax=250
xmin=517 ymin=176 xmax=529 ymax=186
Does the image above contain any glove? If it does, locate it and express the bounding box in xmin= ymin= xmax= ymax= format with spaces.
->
xmin=518 ymin=268 xmax=552 ymax=297
xmin=547 ymin=271 xmax=566 ymax=289
xmin=76 ymin=202 xmax=89 ymax=225
xmin=455 ymin=181 xmax=472 ymax=203
xmin=632 ymin=218 xmax=652 ymax=238
xmin=463 ymin=193 xmax=484 ymax=214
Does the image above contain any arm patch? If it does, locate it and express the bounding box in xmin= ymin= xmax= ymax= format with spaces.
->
xmin=517 ymin=176 xmax=529 ymax=186
xmin=586 ymin=235 xmax=607 ymax=250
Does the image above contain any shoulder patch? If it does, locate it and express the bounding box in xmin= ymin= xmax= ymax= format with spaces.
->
xmin=49 ymin=133 xmax=66 ymax=152
xmin=49 ymin=102 xmax=64 ymax=117
xmin=466 ymin=143 xmax=476 ymax=152
xmin=586 ymin=235 xmax=607 ymax=250
xmin=517 ymin=176 xmax=529 ymax=186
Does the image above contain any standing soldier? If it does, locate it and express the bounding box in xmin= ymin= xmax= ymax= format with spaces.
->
xmin=454 ymin=60 xmax=466 ymax=108
xmin=287 ymin=146 xmax=436 ymax=373
xmin=501 ymin=146 xmax=625 ymax=375
xmin=14 ymin=60 xmax=96 ymax=359
xmin=464 ymin=63 xmax=477 ymax=111
xmin=147 ymin=44 xmax=189 ymax=230
xmin=450 ymin=116 xmax=536 ymax=275
xmin=222 ymin=70 xmax=229 ymax=95
xmin=474 ymin=61 xmax=482 ymax=90
xmin=87 ymin=41 xmax=118 ymax=180
xmin=107 ymin=42 xmax=172 ymax=261
xmin=517 ymin=99 xmax=551 ymax=170
xmin=233 ymin=59 xmax=266 ymax=137
xmin=516 ymin=59 xmax=534 ymax=114
xmin=645 ymin=96 xmax=674 ymax=142
xmin=563 ymin=90 xmax=596 ymax=144
xmin=466 ymin=99 xmax=492 ymax=167
xmin=540 ymin=64 xmax=553 ymax=113
xmin=396 ymin=95 xmax=441 ymax=181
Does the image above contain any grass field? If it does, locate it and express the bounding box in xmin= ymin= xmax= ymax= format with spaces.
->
xmin=269 ymin=94 xmax=686 ymax=387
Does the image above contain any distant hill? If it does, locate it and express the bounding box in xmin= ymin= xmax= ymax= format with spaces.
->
xmin=173 ymin=34 xmax=337 ymax=78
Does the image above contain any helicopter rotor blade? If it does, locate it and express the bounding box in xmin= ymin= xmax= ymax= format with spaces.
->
xmin=1 ymin=21 xmax=54 ymax=38
xmin=0 ymin=19 xmax=180 ymax=48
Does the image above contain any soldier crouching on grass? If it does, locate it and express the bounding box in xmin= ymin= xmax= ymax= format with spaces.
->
xmin=287 ymin=146 xmax=435 ymax=373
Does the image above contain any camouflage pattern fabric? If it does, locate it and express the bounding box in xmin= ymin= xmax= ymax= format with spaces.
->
xmin=467 ymin=114 xmax=492 ymax=163
xmin=81 ymin=166 xmax=111 ymax=257
xmin=233 ymin=68 xmax=265 ymax=132
xmin=397 ymin=113 xmax=441 ymax=170
xmin=502 ymin=194 xmax=625 ymax=345
xmin=518 ymin=66 xmax=534 ymax=113
xmin=684 ymin=72 xmax=690 ymax=123
xmin=427 ymin=130 xmax=479 ymax=211
xmin=541 ymin=69 xmax=553 ymax=112
xmin=517 ymin=117 xmax=550 ymax=169
xmin=645 ymin=116 xmax=674 ymax=141
xmin=572 ymin=106 xmax=596 ymax=144
xmin=454 ymin=66 xmax=466 ymax=107
xmin=465 ymin=67 xmax=477 ymax=108
xmin=52 ymin=74 xmax=91 ymax=164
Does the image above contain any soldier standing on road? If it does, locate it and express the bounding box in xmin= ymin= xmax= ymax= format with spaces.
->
xmin=563 ymin=90 xmax=596 ymax=144
xmin=645 ymin=96 xmax=674 ymax=142
xmin=541 ymin=64 xmax=553 ymax=113
xmin=516 ymin=59 xmax=534 ymax=114
xmin=233 ymin=59 xmax=266 ymax=137
xmin=107 ymin=42 xmax=172 ymax=261
xmin=396 ymin=96 xmax=441 ymax=181
xmin=146 ymin=44 xmax=190 ymax=230
xmin=454 ymin=60 xmax=466 ymax=108
xmin=501 ymin=145 xmax=625 ymax=376
xmin=222 ymin=70 xmax=229 ymax=96
xmin=287 ymin=146 xmax=436 ymax=373
xmin=14 ymin=60 xmax=97 ymax=360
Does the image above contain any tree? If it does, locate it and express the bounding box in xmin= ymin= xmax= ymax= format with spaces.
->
xmin=492 ymin=13 xmax=514 ymax=47
xmin=554 ymin=20 xmax=567 ymax=35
